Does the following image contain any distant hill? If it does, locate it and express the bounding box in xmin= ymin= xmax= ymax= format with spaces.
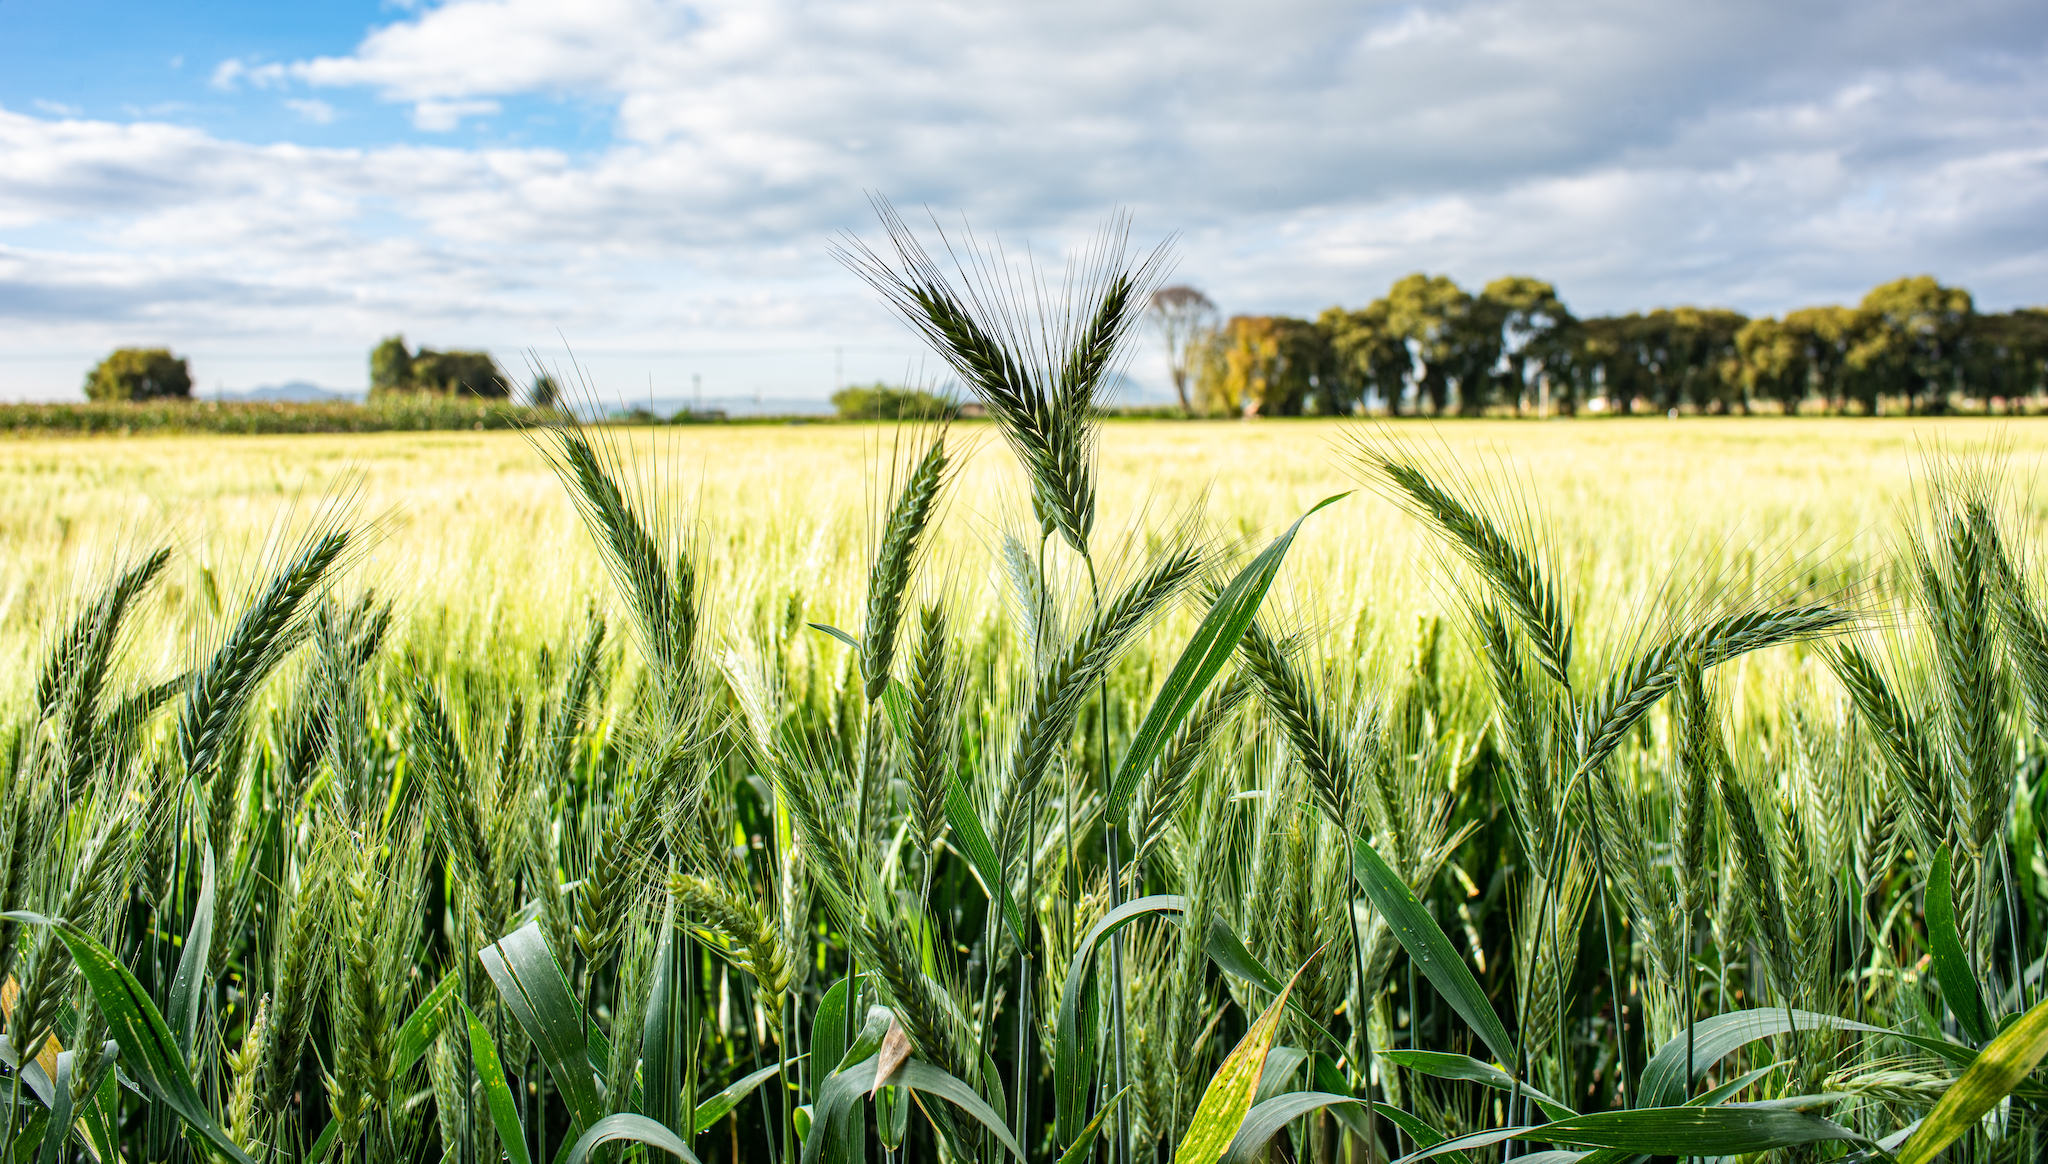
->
xmin=228 ymin=381 xmax=364 ymax=403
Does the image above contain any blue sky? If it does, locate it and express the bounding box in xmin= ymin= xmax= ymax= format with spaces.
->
xmin=3 ymin=0 xmax=2046 ymax=402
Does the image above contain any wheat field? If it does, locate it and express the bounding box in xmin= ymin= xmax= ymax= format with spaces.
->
xmin=3 ymin=418 xmax=2030 ymax=704
xmin=4 ymin=412 xmax=2048 ymax=1164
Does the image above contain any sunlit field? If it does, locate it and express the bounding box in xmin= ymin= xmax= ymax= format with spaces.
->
xmin=5 ymin=418 xmax=2037 ymax=703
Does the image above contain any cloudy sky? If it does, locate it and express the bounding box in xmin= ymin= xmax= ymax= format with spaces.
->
xmin=3 ymin=0 xmax=2045 ymax=403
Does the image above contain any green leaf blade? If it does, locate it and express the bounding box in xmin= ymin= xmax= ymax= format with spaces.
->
xmin=464 ymin=1002 xmax=534 ymax=1164
xmin=10 ymin=914 xmax=256 ymax=1164
xmin=479 ymin=920 xmax=604 ymax=1132
xmin=564 ymin=1113 xmax=703 ymax=1164
xmin=1222 ymin=1092 xmax=1362 ymax=1164
xmin=1174 ymin=964 xmax=1301 ymax=1164
xmin=1106 ymin=493 xmax=1348 ymax=818
xmin=1350 ymin=837 xmax=1514 ymax=1066
xmin=1928 ymin=845 xmax=1993 ymax=1044
xmin=1899 ymin=992 xmax=2048 ymax=1164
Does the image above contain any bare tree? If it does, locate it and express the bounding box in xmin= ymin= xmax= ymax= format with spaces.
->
xmin=1146 ymin=285 xmax=1218 ymax=414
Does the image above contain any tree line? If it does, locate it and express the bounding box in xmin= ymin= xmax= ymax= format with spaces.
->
xmin=76 ymin=338 xmax=547 ymax=404
xmin=1148 ymin=274 xmax=2048 ymax=416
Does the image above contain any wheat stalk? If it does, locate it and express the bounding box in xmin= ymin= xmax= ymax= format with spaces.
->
xmin=1720 ymin=774 xmax=1796 ymax=1004
xmin=1577 ymin=603 xmax=1852 ymax=779
xmin=1354 ymin=450 xmax=1574 ymax=687
xmin=227 ymin=993 xmax=272 ymax=1159
xmin=179 ymin=529 xmax=350 ymax=779
xmin=670 ymin=873 xmax=794 ymax=1011
xmin=1236 ymin=621 xmax=1355 ymax=832
xmin=863 ymin=435 xmax=948 ymax=701
xmin=537 ymin=422 xmax=699 ymax=711
xmin=994 ymin=545 xmax=1204 ymax=869
xmin=38 ymin=546 xmax=171 ymax=791
xmin=904 ymin=602 xmax=960 ymax=861
xmin=263 ymin=862 xmax=327 ymax=1123
xmin=1128 ymin=672 xmax=1249 ymax=871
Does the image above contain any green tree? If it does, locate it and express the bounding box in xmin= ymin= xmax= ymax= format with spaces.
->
xmin=831 ymin=383 xmax=957 ymax=420
xmin=1670 ymin=306 xmax=1749 ymax=412
xmin=1735 ymin=316 xmax=1810 ymax=414
xmin=370 ymin=336 xmax=510 ymax=398
xmin=1383 ymin=273 xmax=1472 ymax=415
xmin=1783 ymin=305 xmax=1864 ymax=413
xmin=1963 ymin=309 xmax=2048 ymax=411
xmin=1623 ymin=307 xmax=1747 ymax=412
xmin=83 ymin=347 xmax=192 ymax=401
xmin=410 ymin=349 xmax=511 ymax=397
xmin=530 ymin=372 xmax=562 ymax=410
xmin=1450 ymin=291 xmax=1507 ymax=415
xmin=370 ymin=334 xmax=414 ymax=393
xmin=1854 ymin=275 xmax=1973 ymax=413
xmin=1318 ymin=300 xmax=1410 ymax=414
xmin=1482 ymin=276 xmax=1574 ymax=414
xmin=1573 ymin=314 xmax=1650 ymax=413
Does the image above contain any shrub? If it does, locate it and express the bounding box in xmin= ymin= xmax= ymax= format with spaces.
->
xmin=83 ymin=347 xmax=192 ymax=401
xmin=369 ymin=334 xmax=512 ymax=398
xmin=410 ymin=349 xmax=510 ymax=397
xmin=830 ymin=382 xmax=957 ymax=420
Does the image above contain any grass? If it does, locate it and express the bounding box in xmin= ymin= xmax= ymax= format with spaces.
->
xmin=5 ymin=405 xmax=2048 ymax=1164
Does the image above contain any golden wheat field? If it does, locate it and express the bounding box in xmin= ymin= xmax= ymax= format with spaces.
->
xmin=1 ymin=417 xmax=2040 ymax=706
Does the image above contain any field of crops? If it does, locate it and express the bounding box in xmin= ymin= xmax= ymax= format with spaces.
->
xmin=7 ymin=380 xmax=2048 ymax=1164
xmin=0 ymin=418 xmax=1994 ymax=695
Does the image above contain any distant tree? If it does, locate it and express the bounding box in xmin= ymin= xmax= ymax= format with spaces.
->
xmin=1735 ymin=317 xmax=1810 ymax=414
xmin=1964 ymin=310 xmax=2048 ymax=411
xmin=1665 ymin=307 xmax=1749 ymax=412
xmin=1146 ymin=286 xmax=1219 ymax=414
xmin=1782 ymin=305 xmax=1864 ymax=413
xmin=531 ymin=372 xmax=563 ymax=410
xmin=1483 ymin=276 xmax=1574 ymax=413
xmin=1198 ymin=318 xmax=1276 ymax=416
xmin=369 ymin=335 xmax=511 ymax=398
xmin=411 ymin=350 xmax=512 ymax=397
xmin=1318 ymin=301 xmax=1410 ymax=413
xmin=1382 ymin=274 xmax=1473 ymax=415
xmin=370 ymin=335 xmax=414 ymax=393
xmin=1300 ymin=271 xmax=2025 ymax=419
xmin=1194 ymin=316 xmax=1330 ymax=415
xmin=1854 ymin=276 xmax=1973 ymax=413
xmin=84 ymin=347 xmax=192 ymax=401
xmin=1573 ymin=315 xmax=1651 ymax=413
xmin=1573 ymin=308 xmax=1746 ymax=413
xmin=831 ymin=383 xmax=957 ymax=420
xmin=1451 ymin=292 xmax=1508 ymax=416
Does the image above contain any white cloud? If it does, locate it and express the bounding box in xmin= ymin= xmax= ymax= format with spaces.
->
xmin=31 ymin=100 xmax=81 ymax=118
xmin=2 ymin=0 xmax=2047 ymax=400
xmin=289 ymin=0 xmax=663 ymax=100
xmin=410 ymin=99 xmax=499 ymax=131
xmin=210 ymin=58 xmax=289 ymax=92
xmin=286 ymin=99 xmax=338 ymax=125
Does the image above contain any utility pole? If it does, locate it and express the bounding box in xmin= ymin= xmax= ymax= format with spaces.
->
xmin=692 ymin=372 xmax=701 ymax=415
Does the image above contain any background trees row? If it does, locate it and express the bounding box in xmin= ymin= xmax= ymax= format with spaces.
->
xmin=1151 ymin=275 xmax=2048 ymax=416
